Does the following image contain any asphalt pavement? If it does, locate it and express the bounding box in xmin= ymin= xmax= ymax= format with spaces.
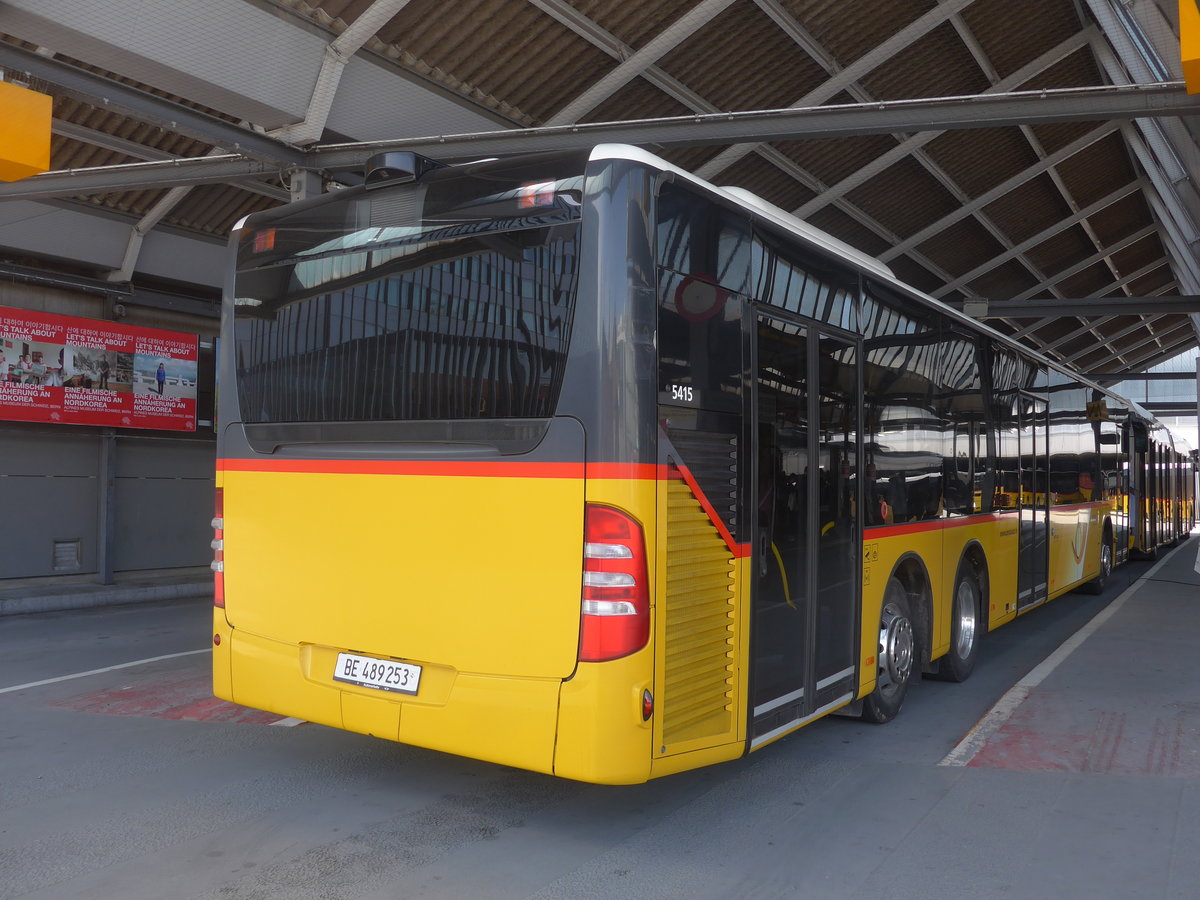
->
xmin=1 ymin=538 xmax=1197 ymax=899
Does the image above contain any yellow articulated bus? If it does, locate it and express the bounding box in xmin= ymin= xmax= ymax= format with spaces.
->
xmin=212 ymin=144 xmax=1195 ymax=784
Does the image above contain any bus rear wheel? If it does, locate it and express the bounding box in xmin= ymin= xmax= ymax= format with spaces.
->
xmin=1081 ymin=535 xmax=1113 ymax=594
xmin=939 ymin=565 xmax=981 ymax=682
xmin=862 ymin=577 xmax=915 ymax=724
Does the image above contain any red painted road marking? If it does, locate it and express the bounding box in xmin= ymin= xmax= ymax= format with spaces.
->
xmin=941 ymin=547 xmax=1181 ymax=768
xmin=53 ymin=669 xmax=287 ymax=725
xmin=965 ymin=695 xmax=1200 ymax=778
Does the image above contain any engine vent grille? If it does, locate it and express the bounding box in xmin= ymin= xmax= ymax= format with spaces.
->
xmin=661 ymin=470 xmax=737 ymax=749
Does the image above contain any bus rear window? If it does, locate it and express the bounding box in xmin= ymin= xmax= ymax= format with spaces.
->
xmin=232 ymin=162 xmax=584 ymax=423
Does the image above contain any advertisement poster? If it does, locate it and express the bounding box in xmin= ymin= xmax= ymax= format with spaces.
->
xmin=0 ymin=306 xmax=197 ymax=432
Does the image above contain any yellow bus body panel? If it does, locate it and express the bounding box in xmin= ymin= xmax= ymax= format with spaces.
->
xmin=1047 ymin=502 xmax=1113 ymax=599
xmin=858 ymin=514 xmax=1021 ymax=698
xmin=556 ymin=649 xmax=655 ymax=784
xmin=220 ymin=467 xmax=584 ymax=679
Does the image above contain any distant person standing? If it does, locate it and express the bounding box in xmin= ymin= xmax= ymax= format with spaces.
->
xmin=99 ymin=356 xmax=110 ymax=389
xmin=156 ymin=362 xmax=166 ymax=395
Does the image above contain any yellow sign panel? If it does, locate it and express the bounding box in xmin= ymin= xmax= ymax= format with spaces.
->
xmin=0 ymin=80 xmax=51 ymax=182
xmin=1185 ymin=0 xmax=1200 ymax=94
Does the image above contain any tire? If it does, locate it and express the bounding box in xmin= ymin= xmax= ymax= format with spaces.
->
xmin=862 ymin=576 xmax=916 ymax=724
xmin=939 ymin=563 xmax=981 ymax=682
xmin=1080 ymin=533 xmax=1113 ymax=595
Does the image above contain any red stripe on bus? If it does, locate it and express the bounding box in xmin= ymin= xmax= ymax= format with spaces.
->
xmin=672 ymin=464 xmax=751 ymax=558
xmin=217 ymin=458 xmax=586 ymax=478
xmin=220 ymin=459 xmax=680 ymax=480
xmin=865 ymin=512 xmax=1008 ymax=539
xmin=217 ymin=457 xmax=753 ymax=555
xmin=585 ymin=462 xmax=664 ymax=480
xmin=218 ymin=458 xmax=672 ymax=481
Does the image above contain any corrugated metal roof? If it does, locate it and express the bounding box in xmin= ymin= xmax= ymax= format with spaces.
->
xmin=0 ymin=0 xmax=1196 ymax=371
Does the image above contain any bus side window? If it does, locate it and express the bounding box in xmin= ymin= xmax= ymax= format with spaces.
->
xmin=861 ymin=283 xmax=947 ymax=525
xmin=655 ymin=183 xmax=748 ymax=411
xmin=655 ymin=183 xmax=750 ymax=293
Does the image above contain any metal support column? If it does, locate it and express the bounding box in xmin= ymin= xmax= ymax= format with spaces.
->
xmin=98 ymin=429 xmax=116 ymax=585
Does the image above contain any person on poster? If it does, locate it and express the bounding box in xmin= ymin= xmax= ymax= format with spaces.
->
xmin=99 ymin=355 xmax=110 ymax=390
xmin=156 ymin=362 xmax=166 ymax=395
xmin=46 ymin=350 xmax=62 ymax=387
xmin=30 ymin=352 xmax=46 ymax=385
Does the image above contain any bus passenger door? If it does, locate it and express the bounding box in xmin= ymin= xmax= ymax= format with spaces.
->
xmin=1018 ymin=394 xmax=1049 ymax=610
xmin=1127 ymin=422 xmax=1150 ymax=553
xmin=750 ymin=315 xmax=859 ymax=746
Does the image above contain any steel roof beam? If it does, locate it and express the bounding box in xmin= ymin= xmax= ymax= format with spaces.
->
xmin=0 ymin=42 xmax=305 ymax=165
xmin=1091 ymin=29 xmax=1200 ymax=348
xmin=0 ymin=156 xmax=283 ymax=201
xmin=1060 ymin=315 xmax=1167 ymax=362
xmin=695 ymin=0 xmax=980 ymax=180
xmin=947 ymin=19 xmax=1120 ymax=293
xmin=13 ymin=85 xmax=1188 ymax=200
xmin=530 ymin=0 xmax=963 ymax=294
xmin=50 ymin=119 xmax=290 ymax=202
xmin=545 ymin=0 xmax=737 ymax=126
xmin=761 ymin=5 xmax=1080 ymax=314
xmin=1122 ymin=332 xmax=1200 ymax=370
xmin=105 ymin=147 xmax=228 ymax=283
xmin=1079 ymin=321 xmax=1195 ymax=369
xmin=794 ymin=28 xmax=1094 ymax=219
xmin=1084 ymin=371 xmax=1197 ymax=381
xmin=1038 ymin=315 xmax=1122 ymax=356
xmin=307 ymin=82 xmax=1200 ymax=170
xmin=1141 ymin=183 xmax=1200 ymax=347
xmin=950 ymin=295 xmax=1200 ymax=317
xmin=271 ymin=0 xmax=414 ymax=146
xmin=1001 ymin=224 xmax=1159 ymax=304
xmin=752 ymin=147 xmax=961 ymax=288
xmin=1135 ymin=400 xmax=1200 ymax=414
xmin=931 ymin=185 xmax=1149 ymax=297
xmin=763 ymin=3 xmax=1094 ymax=319
xmin=876 ymin=122 xmax=1119 ymax=263
xmin=1008 ymin=262 xmax=1171 ymax=339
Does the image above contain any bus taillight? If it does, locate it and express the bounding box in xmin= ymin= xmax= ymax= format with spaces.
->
xmin=211 ymin=488 xmax=224 ymax=608
xmin=578 ymin=505 xmax=649 ymax=662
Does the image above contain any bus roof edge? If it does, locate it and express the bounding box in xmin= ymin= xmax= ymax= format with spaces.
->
xmin=587 ymin=143 xmax=895 ymax=281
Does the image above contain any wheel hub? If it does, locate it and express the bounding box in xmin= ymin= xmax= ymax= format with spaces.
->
xmin=954 ymin=580 xmax=977 ymax=658
xmin=878 ymin=601 xmax=914 ymax=690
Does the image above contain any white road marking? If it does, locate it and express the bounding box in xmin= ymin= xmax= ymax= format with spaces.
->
xmin=939 ymin=548 xmax=1179 ymax=767
xmin=0 ymin=648 xmax=209 ymax=696
xmin=270 ymin=717 xmax=307 ymax=727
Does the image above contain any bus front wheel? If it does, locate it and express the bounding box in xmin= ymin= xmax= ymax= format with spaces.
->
xmin=862 ymin=577 xmax=915 ymax=724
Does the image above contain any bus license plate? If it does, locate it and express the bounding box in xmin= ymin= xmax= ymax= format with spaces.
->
xmin=333 ymin=652 xmax=421 ymax=695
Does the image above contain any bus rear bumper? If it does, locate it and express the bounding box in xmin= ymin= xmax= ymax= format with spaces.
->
xmin=218 ymin=625 xmax=562 ymax=775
